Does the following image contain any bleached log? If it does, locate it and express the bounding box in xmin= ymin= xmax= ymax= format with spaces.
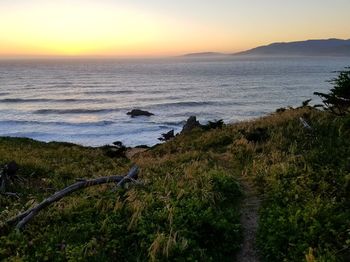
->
xmin=6 ymin=166 xmax=139 ymax=230
xmin=299 ymin=117 xmax=313 ymax=130
xmin=0 ymin=192 xmax=20 ymax=198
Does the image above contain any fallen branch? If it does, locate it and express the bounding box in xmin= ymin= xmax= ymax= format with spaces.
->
xmin=299 ymin=117 xmax=313 ymax=130
xmin=0 ymin=192 xmax=20 ymax=198
xmin=117 ymin=166 xmax=139 ymax=187
xmin=7 ymin=166 xmax=139 ymax=230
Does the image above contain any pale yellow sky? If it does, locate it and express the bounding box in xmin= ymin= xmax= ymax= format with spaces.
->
xmin=0 ymin=0 xmax=349 ymax=57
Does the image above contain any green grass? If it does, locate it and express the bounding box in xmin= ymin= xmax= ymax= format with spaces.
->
xmin=0 ymin=137 xmax=242 ymax=261
xmin=0 ymin=107 xmax=349 ymax=261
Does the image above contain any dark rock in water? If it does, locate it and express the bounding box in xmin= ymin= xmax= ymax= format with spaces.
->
xmin=181 ymin=116 xmax=201 ymax=133
xmin=158 ymin=130 xmax=175 ymax=141
xmin=244 ymin=127 xmax=269 ymax=143
xmin=127 ymin=109 xmax=154 ymax=117
xmin=102 ymin=142 xmax=127 ymax=158
xmin=202 ymin=119 xmax=224 ymax=131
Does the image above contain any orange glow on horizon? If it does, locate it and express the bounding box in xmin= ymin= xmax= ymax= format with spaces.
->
xmin=0 ymin=0 xmax=349 ymax=57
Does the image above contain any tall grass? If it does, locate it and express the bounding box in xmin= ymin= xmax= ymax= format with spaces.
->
xmin=0 ymin=137 xmax=242 ymax=261
xmin=0 ymin=106 xmax=349 ymax=261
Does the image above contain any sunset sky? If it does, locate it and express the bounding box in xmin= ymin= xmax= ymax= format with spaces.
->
xmin=1 ymin=0 xmax=349 ymax=57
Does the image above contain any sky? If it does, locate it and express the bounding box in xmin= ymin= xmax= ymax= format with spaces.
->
xmin=0 ymin=0 xmax=349 ymax=57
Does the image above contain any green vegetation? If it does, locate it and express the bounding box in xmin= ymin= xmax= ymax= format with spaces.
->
xmin=249 ymin=109 xmax=349 ymax=261
xmin=0 ymin=137 xmax=242 ymax=261
xmin=314 ymin=68 xmax=350 ymax=115
xmin=1 ymin=70 xmax=349 ymax=261
xmin=1 ymin=106 xmax=349 ymax=261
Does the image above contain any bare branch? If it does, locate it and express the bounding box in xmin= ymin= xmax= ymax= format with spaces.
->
xmin=6 ymin=166 xmax=139 ymax=230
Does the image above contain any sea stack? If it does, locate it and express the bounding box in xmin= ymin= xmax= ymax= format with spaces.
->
xmin=127 ymin=109 xmax=154 ymax=117
xmin=181 ymin=116 xmax=201 ymax=133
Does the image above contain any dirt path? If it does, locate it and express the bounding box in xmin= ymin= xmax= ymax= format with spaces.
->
xmin=235 ymin=179 xmax=261 ymax=262
xmin=125 ymin=148 xmax=148 ymax=159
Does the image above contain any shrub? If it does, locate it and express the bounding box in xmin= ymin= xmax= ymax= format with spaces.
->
xmin=314 ymin=68 xmax=350 ymax=115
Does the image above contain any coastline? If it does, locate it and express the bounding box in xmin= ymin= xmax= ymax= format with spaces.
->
xmin=1 ymin=106 xmax=349 ymax=261
xmin=1 ymin=56 xmax=348 ymax=147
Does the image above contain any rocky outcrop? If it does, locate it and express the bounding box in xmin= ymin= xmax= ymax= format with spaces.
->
xmin=158 ymin=130 xmax=175 ymax=141
xmin=181 ymin=116 xmax=201 ymax=133
xmin=127 ymin=109 xmax=154 ymax=117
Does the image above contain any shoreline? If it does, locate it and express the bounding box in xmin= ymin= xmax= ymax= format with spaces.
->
xmin=0 ymin=109 xmax=291 ymax=148
xmin=1 ymin=106 xmax=349 ymax=261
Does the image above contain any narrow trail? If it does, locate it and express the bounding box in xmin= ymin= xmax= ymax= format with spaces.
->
xmin=126 ymin=148 xmax=148 ymax=159
xmin=236 ymin=178 xmax=261 ymax=262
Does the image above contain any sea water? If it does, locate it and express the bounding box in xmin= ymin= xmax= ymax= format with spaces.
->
xmin=0 ymin=56 xmax=349 ymax=146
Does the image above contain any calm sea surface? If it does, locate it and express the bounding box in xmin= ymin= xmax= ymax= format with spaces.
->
xmin=0 ymin=56 xmax=349 ymax=146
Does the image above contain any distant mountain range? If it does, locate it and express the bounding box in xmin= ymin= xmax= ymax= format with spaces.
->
xmin=184 ymin=39 xmax=350 ymax=57
xmin=183 ymin=52 xmax=225 ymax=57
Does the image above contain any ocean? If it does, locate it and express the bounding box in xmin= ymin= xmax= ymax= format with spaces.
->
xmin=0 ymin=56 xmax=349 ymax=146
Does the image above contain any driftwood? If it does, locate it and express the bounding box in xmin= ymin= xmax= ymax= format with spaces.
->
xmin=7 ymin=166 xmax=139 ymax=230
xmin=116 ymin=166 xmax=139 ymax=187
xmin=299 ymin=117 xmax=313 ymax=130
xmin=0 ymin=192 xmax=20 ymax=198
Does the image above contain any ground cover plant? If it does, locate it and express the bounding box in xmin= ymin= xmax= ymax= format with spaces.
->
xmin=0 ymin=70 xmax=349 ymax=261
xmin=0 ymin=137 xmax=242 ymax=261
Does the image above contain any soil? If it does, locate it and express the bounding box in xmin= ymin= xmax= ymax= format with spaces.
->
xmin=235 ymin=178 xmax=261 ymax=262
xmin=125 ymin=148 xmax=148 ymax=159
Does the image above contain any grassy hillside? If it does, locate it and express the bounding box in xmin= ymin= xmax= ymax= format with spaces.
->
xmin=0 ymin=107 xmax=349 ymax=261
xmin=0 ymin=137 xmax=242 ymax=260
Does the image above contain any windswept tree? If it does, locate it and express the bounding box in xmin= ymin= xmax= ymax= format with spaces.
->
xmin=314 ymin=68 xmax=350 ymax=116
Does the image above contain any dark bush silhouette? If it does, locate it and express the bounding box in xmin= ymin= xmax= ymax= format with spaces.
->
xmin=101 ymin=142 xmax=127 ymax=158
xmin=301 ymin=99 xmax=312 ymax=107
xmin=158 ymin=130 xmax=175 ymax=141
xmin=202 ymin=119 xmax=225 ymax=131
xmin=314 ymin=68 xmax=350 ymax=115
xmin=243 ymin=127 xmax=269 ymax=143
xmin=0 ymin=161 xmax=19 ymax=192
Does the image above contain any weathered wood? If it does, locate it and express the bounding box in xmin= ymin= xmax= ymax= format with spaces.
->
xmin=117 ymin=166 xmax=139 ymax=187
xmin=16 ymin=211 xmax=37 ymax=230
xmin=7 ymin=166 xmax=139 ymax=230
xmin=0 ymin=192 xmax=20 ymax=198
xmin=299 ymin=117 xmax=313 ymax=130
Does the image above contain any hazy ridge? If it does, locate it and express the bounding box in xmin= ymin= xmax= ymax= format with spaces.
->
xmin=184 ymin=38 xmax=350 ymax=57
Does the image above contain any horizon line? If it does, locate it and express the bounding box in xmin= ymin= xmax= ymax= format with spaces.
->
xmin=1 ymin=37 xmax=349 ymax=60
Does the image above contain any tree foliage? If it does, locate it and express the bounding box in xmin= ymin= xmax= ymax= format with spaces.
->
xmin=314 ymin=68 xmax=350 ymax=115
